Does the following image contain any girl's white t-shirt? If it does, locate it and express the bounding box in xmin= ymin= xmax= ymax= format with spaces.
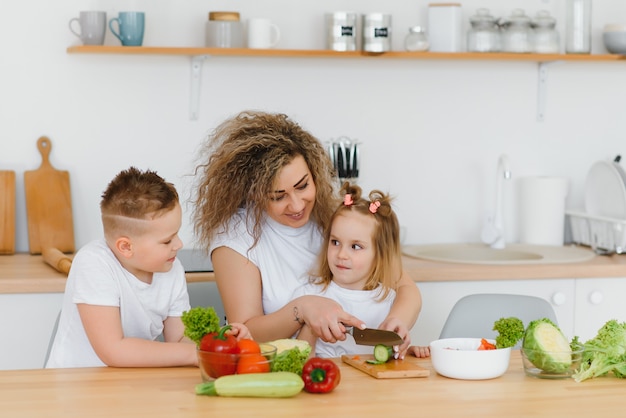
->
xmin=292 ymin=281 xmax=396 ymax=357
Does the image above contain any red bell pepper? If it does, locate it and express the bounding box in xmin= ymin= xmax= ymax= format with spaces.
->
xmin=301 ymin=357 xmax=341 ymax=393
xmin=199 ymin=324 xmax=240 ymax=353
xmin=199 ymin=324 xmax=240 ymax=377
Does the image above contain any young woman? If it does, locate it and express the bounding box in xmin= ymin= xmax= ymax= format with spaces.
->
xmin=192 ymin=110 xmax=422 ymax=356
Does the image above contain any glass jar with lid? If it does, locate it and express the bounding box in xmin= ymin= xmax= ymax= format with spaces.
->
xmin=205 ymin=11 xmax=244 ymax=48
xmin=531 ymin=10 xmax=559 ymax=53
xmin=467 ymin=8 xmax=501 ymax=52
xmin=404 ymin=26 xmax=429 ymax=51
xmin=501 ymin=9 xmax=532 ymax=53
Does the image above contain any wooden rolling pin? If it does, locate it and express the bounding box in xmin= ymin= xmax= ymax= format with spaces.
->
xmin=42 ymin=247 xmax=73 ymax=275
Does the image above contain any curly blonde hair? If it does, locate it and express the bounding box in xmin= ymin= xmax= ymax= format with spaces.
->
xmin=312 ymin=182 xmax=402 ymax=300
xmin=192 ymin=110 xmax=338 ymax=249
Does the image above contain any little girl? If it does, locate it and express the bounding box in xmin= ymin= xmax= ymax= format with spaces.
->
xmin=293 ymin=182 xmax=429 ymax=359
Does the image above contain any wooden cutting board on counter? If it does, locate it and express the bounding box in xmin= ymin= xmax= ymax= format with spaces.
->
xmin=24 ymin=136 xmax=75 ymax=254
xmin=341 ymin=354 xmax=430 ymax=379
xmin=0 ymin=169 xmax=16 ymax=254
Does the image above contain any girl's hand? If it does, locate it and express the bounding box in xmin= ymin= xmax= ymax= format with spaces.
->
xmin=228 ymin=322 xmax=253 ymax=340
xmin=378 ymin=316 xmax=411 ymax=359
xmin=408 ymin=345 xmax=430 ymax=358
xmin=298 ymin=296 xmax=365 ymax=343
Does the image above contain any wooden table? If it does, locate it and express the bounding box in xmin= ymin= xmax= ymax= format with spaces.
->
xmin=1 ymin=351 xmax=623 ymax=417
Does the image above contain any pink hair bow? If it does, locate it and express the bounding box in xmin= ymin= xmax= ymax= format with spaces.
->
xmin=344 ymin=194 xmax=354 ymax=206
xmin=369 ymin=201 xmax=381 ymax=214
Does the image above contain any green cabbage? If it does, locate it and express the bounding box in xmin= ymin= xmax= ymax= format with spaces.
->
xmin=266 ymin=339 xmax=312 ymax=376
xmin=522 ymin=318 xmax=572 ymax=373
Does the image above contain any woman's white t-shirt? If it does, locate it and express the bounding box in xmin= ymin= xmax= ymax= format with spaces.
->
xmin=209 ymin=209 xmax=322 ymax=315
xmin=46 ymin=239 xmax=190 ymax=368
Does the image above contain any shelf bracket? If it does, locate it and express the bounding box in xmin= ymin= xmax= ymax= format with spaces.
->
xmin=536 ymin=61 xmax=563 ymax=122
xmin=190 ymin=55 xmax=208 ymax=120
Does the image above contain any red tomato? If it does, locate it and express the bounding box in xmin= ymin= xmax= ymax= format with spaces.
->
xmin=237 ymin=339 xmax=261 ymax=355
xmin=236 ymin=354 xmax=270 ymax=374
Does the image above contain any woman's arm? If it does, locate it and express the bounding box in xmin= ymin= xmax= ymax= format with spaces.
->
xmin=378 ymin=270 xmax=422 ymax=357
xmin=213 ymin=246 xmax=365 ymax=343
xmin=78 ymin=304 xmax=197 ymax=367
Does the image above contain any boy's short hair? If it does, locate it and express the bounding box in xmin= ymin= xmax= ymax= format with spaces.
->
xmin=100 ymin=167 xmax=179 ymax=239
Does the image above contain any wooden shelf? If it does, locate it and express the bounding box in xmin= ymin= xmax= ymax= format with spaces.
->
xmin=66 ymin=45 xmax=626 ymax=62
xmin=66 ymin=45 xmax=626 ymax=120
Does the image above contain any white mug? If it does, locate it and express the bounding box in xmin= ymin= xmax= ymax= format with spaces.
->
xmin=247 ymin=18 xmax=280 ymax=49
xmin=69 ymin=11 xmax=107 ymax=45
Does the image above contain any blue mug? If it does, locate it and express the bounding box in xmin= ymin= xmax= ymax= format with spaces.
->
xmin=109 ymin=11 xmax=145 ymax=46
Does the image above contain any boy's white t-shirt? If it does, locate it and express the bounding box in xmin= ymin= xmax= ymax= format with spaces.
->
xmin=209 ymin=209 xmax=322 ymax=315
xmin=292 ymin=281 xmax=396 ymax=357
xmin=46 ymin=239 xmax=191 ymax=368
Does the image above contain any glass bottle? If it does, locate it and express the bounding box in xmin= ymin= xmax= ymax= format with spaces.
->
xmin=501 ymin=9 xmax=532 ymax=53
xmin=565 ymin=0 xmax=591 ymax=54
xmin=404 ymin=26 xmax=429 ymax=51
xmin=467 ymin=8 xmax=500 ymax=52
xmin=531 ymin=10 xmax=559 ymax=54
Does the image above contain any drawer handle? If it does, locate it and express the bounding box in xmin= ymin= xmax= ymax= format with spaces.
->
xmin=551 ymin=292 xmax=566 ymax=306
xmin=589 ymin=291 xmax=604 ymax=305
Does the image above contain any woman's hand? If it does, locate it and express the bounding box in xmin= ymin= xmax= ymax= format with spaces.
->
xmin=378 ymin=316 xmax=411 ymax=359
xmin=297 ymin=296 xmax=365 ymax=343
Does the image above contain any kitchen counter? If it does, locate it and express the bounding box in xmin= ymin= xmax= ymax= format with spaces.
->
xmin=0 ymin=253 xmax=214 ymax=294
xmin=2 ymin=250 xmax=626 ymax=294
xmin=1 ymin=351 xmax=623 ymax=417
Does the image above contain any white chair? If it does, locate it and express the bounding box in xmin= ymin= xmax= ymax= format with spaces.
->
xmin=43 ymin=311 xmax=61 ymax=367
xmin=439 ymin=293 xmax=558 ymax=348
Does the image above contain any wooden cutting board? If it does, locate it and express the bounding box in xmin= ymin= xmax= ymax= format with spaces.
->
xmin=341 ymin=354 xmax=430 ymax=379
xmin=24 ymin=136 xmax=75 ymax=254
xmin=0 ymin=170 xmax=16 ymax=254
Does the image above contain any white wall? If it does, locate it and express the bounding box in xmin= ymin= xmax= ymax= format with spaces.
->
xmin=2 ymin=0 xmax=625 ymax=252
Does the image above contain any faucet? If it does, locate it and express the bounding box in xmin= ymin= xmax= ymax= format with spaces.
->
xmin=481 ymin=154 xmax=511 ymax=249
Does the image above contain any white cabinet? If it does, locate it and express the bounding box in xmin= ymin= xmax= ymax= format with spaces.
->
xmin=0 ymin=283 xmax=224 ymax=371
xmin=411 ymin=277 xmax=626 ymax=346
xmin=410 ymin=279 xmax=576 ymax=346
xmin=574 ymin=278 xmax=626 ymax=341
xmin=0 ymin=293 xmax=63 ymax=370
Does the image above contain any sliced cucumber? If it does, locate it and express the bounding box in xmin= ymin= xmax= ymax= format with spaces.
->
xmin=366 ymin=344 xmax=394 ymax=364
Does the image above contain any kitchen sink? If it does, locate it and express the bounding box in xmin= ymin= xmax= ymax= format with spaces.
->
xmin=402 ymin=243 xmax=596 ymax=265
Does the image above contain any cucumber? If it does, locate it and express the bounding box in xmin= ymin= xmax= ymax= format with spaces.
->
xmin=195 ymin=372 xmax=304 ymax=398
xmin=366 ymin=344 xmax=394 ymax=364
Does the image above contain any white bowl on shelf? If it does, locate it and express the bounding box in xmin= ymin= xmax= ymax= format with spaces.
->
xmin=603 ymin=24 xmax=626 ymax=54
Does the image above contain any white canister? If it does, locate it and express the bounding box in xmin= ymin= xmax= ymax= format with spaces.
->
xmin=518 ymin=176 xmax=569 ymax=246
xmin=362 ymin=13 xmax=391 ymax=53
xmin=428 ymin=3 xmax=463 ymax=52
xmin=325 ymin=12 xmax=357 ymax=51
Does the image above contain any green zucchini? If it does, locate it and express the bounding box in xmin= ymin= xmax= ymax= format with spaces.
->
xmin=195 ymin=372 xmax=304 ymax=398
xmin=366 ymin=344 xmax=394 ymax=364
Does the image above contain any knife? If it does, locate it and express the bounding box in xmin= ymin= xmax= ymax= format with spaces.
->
xmin=346 ymin=327 xmax=404 ymax=346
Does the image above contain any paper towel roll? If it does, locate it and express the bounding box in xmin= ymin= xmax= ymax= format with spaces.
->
xmin=519 ymin=176 xmax=569 ymax=246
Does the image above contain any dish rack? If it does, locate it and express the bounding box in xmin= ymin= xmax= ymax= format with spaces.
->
xmin=567 ymin=210 xmax=626 ymax=254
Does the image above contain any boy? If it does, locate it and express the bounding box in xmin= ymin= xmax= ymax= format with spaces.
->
xmin=46 ymin=167 xmax=249 ymax=368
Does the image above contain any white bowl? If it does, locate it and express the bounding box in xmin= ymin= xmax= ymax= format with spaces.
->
xmin=429 ymin=338 xmax=511 ymax=380
xmin=603 ymin=25 xmax=626 ymax=54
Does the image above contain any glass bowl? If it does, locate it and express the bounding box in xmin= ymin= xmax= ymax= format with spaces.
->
xmin=521 ymin=347 xmax=583 ymax=379
xmin=197 ymin=342 xmax=277 ymax=381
